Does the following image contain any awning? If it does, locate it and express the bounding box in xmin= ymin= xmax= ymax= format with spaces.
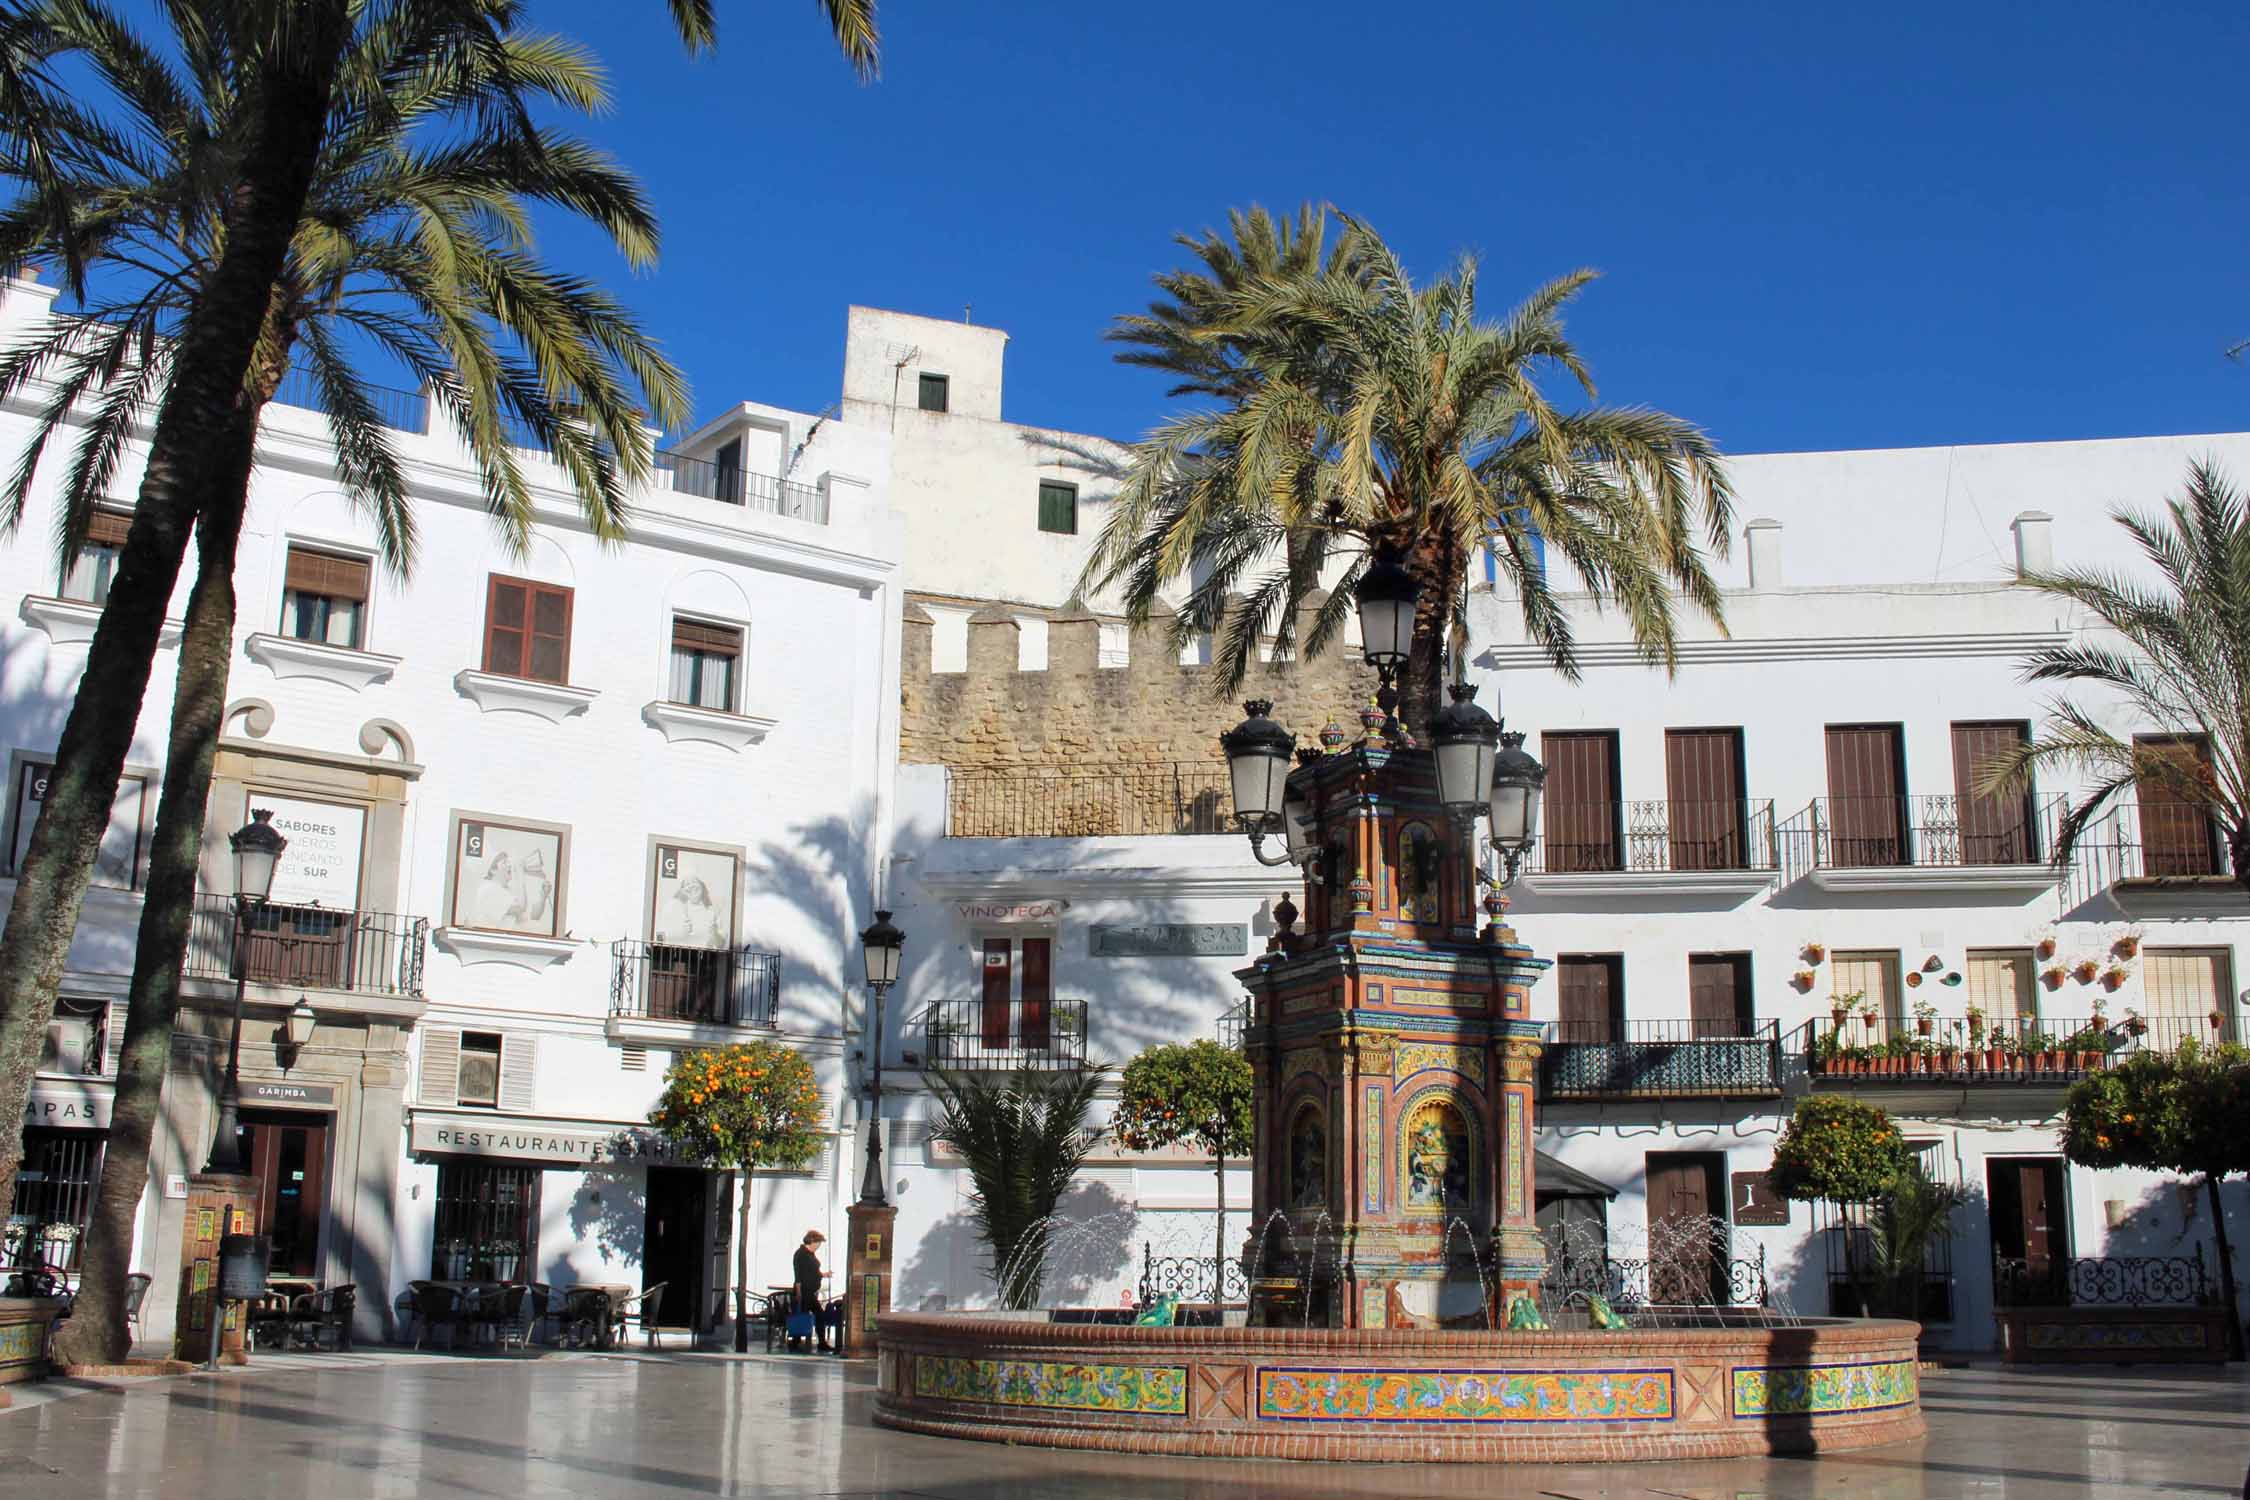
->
xmin=1534 ymin=1150 xmax=1619 ymax=1201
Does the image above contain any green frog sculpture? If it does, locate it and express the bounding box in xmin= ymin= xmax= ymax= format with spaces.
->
xmin=1503 ymin=1293 xmax=1549 ymax=1331
xmin=1586 ymin=1293 xmax=1631 ymax=1330
xmin=1133 ymin=1293 xmax=1180 ymax=1327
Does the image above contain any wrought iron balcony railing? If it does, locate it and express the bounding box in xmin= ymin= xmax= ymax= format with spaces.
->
xmin=1993 ymin=1250 xmax=2212 ymax=1308
xmin=1530 ymin=798 xmax=1778 ymax=875
xmin=1785 ymin=793 xmax=2060 ymax=870
xmin=2067 ymin=800 xmax=2230 ymax=892
xmin=184 ymin=892 xmax=427 ymax=998
xmin=269 ymin=368 xmax=431 ymax=435
xmin=1791 ymin=1011 xmax=2224 ymax=1081
xmin=654 ymin=450 xmax=829 ymax=523
xmin=609 ymin=941 xmax=781 ymax=1028
xmin=1541 ymin=1020 xmax=1782 ymax=1099
xmin=917 ymin=996 xmax=1089 ymax=1071
xmin=946 ymin=762 xmax=1232 ymax=838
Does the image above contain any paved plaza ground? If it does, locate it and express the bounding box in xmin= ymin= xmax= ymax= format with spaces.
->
xmin=1 ymin=1350 xmax=2245 ymax=1499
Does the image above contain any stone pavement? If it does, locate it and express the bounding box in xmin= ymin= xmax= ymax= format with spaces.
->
xmin=1 ymin=1350 xmax=2246 ymax=1498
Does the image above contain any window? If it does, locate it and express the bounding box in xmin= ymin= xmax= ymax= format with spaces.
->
xmin=1825 ymin=724 xmax=1908 ymax=865
xmin=1664 ymin=728 xmax=1747 ymax=870
xmin=40 ymin=998 xmax=110 ymax=1076
xmin=1542 ymin=731 xmax=1621 ymax=872
xmin=456 ymin=1032 xmax=502 ymax=1108
xmin=981 ymin=936 xmax=1052 ymax=1050
xmin=281 ymin=545 xmax=371 ymax=648
xmin=2143 ymin=947 xmax=2232 ymax=1029
xmin=1555 ymin=955 xmax=1623 ymax=1042
xmin=11 ymin=759 xmax=148 ymax=888
xmin=669 ymin=617 xmax=742 ymax=711
xmin=917 ymin=372 xmax=949 ymax=413
xmin=1831 ymin=950 xmax=1902 ymax=1038
xmin=712 ymin=439 xmax=743 ymax=504
xmin=1966 ymin=949 xmax=2035 ymax=1025
xmin=481 ymin=575 xmax=572 ymax=684
xmin=1686 ymin=953 xmax=1754 ymax=1037
xmin=429 ymin=1162 xmax=540 ymax=1281
xmin=2134 ymin=735 xmax=2221 ymax=876
xmin=8 ymin=1129 xmax=102 ymax=1271
xmin=1037 ymin=480 xmax=1078 ymax=535
xmin=1950 ymin=722 xmax=2035 ymax=862
xmin=60 ymin=509 xmax=131 ymax=605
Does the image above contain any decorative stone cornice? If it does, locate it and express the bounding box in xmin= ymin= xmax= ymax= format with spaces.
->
xmin=453 ymin=669 xmax=597 ymax=723
xmin=1806 ymin=863 xmax=2061 ymax=895
xmin=21 ymin=594 xmax=182 ymax=649
xmin=431 ymin=926 xmax=578 ymax=972
xmin=641 ymin=698 xmax=779 ymax=751
xmin=244 ymin=632 xmax=400 ymax=691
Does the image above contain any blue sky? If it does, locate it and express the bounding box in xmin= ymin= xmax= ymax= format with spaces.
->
xmin=539 ymin=1 xmax=2250 ymax=455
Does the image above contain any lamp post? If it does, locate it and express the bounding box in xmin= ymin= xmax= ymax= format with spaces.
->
xmin=204 ymin=810 xmax=286 ymax=1174
xmin=1487 ymin=731 xmax=1547 ymax=888
xmin=856 ymin=909 xmax=905 ymax=1206
xmin=280 ymin=996 xmax=318 ymax=1071
xmin=1353 ymin=546 xmax=1418 ymax=743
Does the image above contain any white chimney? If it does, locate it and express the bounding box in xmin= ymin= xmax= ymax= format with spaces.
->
xmin=1745 ymin=518 xmax=1783 ymax=591
xmin=2011 ymin=511 xmax=2053 ymax=579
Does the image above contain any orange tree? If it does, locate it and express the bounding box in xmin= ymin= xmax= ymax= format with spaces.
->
xmin=2061 ymin=1040 xmax=2250 ymax=1359
xmin=1113 ymin=1040 xmax=1254 ymax=1292
xmin=1769 ymin=1095 xmax=1961 ymax=1320
xmin=648 ymin=1040 xmax=822 ymax=1351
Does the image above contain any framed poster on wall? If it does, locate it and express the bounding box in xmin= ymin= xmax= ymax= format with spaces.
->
xmin=450 ymin=817 xmax=565 ymax=936
xmin=253 ymin=794 xmax=367 ymax=908
xmin=13 ymin=759 xmax=148 ymax=889
xmin=649 ymin=844 xmax=738 ymax=950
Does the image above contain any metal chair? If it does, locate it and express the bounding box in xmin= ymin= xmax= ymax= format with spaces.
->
xmin=750 ymin=1290 xmax=790 ymax=1352
xmin=625 ymin=1283 xmax=667 ymax=1349
xmin=556 ymin=1288 xmax=612 ymax=1349
xmin=412 ymin=1283 xmax=466 ymax=1350
xmin=123 ymin=1273 xmax=152 ymax=1343
xmin=490 ymin=1284 xmax=532 ymax=1351
xmin=291 ymin=1285 xmax=355 ymax=1350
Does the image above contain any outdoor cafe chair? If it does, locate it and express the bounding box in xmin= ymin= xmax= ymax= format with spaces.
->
xmin=412 ymin=1283 xmax=466 ymax=1350
xmin=123 ymin=1273 xmax=152 ymax=1342
xmin=487 ymin=1284 xmax=534 ymax=1351
xmin=749 ymin=1290 xmax=790 ymax=1352
xmin=556 ymin=1288 xmax=612 ymax=1349
xmin=621 ymin=1283 xmax=666 ymax=1349
xmin=290 ymin=1285 xmax=355 ymax=1351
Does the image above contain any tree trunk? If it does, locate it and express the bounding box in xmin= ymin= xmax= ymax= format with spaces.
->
xmin=1214 ymin=1148 xmax=1226 ymax=1306
xmin=1399 ymin=527 xmax=1464 ymax=738
xmin=734 ymin=1168 xmax=750 ymax=1352
xmin=0 ymin=14 xmax=348 ymax=1212
xmin=51 ymin=416 xmax=255 ymax=1367
xmin=2207 ymin=1175 xmax=2244 ymax=1362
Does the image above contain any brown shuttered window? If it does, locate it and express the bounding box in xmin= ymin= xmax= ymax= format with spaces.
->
xmin=2135 ymin=734 xmax=2221 ymax=876
xmin=284 ymin=546 xmax=371 ymax=601
xmin=1542 ymin=731 xmax=1620 ymax=872
xmin=1687 ymin=953 xmax=1753 ymax=1038
xmin=1664 ymin=728 xmax=1746 ymax=870
xmin=1951 ymin=721 xmax=2035 ymax=864
xmin=671 ymin=618 xmax=741 ymax=656
xmin=1824 ymin=724 xmax=1907 ymax=866
xmin=482 ymin=575 xmax=573 ymax=684
xmin=1555 ymin=954 xmax=1623 ymax=1043
xmin=85 ymin=509 xmax=133 ymax=548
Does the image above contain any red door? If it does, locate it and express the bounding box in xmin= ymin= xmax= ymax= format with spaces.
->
xmin=980 ymin=940 xmax=1012 ymax=1048
xmin=1020 ymin=937 xmax=1051 ymax=1050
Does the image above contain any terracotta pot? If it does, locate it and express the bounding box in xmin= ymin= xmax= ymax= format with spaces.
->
xmin=1831 ymin=1007 xmax=1848 ymax=1028
xmin=2077 ymin=1051 xmax=2102 ymax=1070
xmin=2125 ymin=1018 xmax=2147 ymax=1037
xmin=2040 ymin=1049 xmax=2062 ymax=1072
xmin=1989 ymin=1048 xmax=2011 ymax=1073
xmin=1916 ymin=1017 xmax=1933 ymax=1037
xmin=1938 ymin=1050 xmax=1959 ymax=1072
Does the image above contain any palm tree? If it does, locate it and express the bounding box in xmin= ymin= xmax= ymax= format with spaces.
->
xmin=1980 ymin=460 xmax=2250 ymax=896
xmin=1083 ymin=205 xmax=1735 ymax=734
xmin=927 ymin=1067 xmax=1107 ymax=1309
xmin=0 ymin=0 xmax=881 ymax=1334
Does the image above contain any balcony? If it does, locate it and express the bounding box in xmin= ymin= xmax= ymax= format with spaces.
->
xmin=1523 ymin=800 xmax=1778 ymax=900
xmin=184 ymin=892 xmax=427 ymax=1010
xmin=946 ymin=762 xmax=1231 ymax=838
xmin=1795 ymin=1011 xmax=2178 ymax=1089
xmin=2070 ymin=802 xmax=2238 ymax=916
xmin=608 ymin=941 xmax=781 ymax=1043
xmin=1785 ymin=794 xmax=2065 ymax=895
xmin=915 ymin=996 xmax=1089 ymax=1072
xmin=1540 ymin=1020 xmax=1783 ymax=1101
xmin=653 ymin=449 xmax=828 ymax=524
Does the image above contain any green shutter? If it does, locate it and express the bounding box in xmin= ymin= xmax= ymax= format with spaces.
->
xmin=1038 ymin=481 xmax=1077 ymax=535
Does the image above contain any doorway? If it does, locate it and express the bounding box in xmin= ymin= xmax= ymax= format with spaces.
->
xmin=1645 ymin=1151 xmax=1727 ymax=1304
xmin=1988 ymin=1156 xmax=2070 ymax=1304
xmin=238 ymin=1110 xmax=330 ymax=1278
xmin=643 ymin=1167 xmax=708 ymax=1329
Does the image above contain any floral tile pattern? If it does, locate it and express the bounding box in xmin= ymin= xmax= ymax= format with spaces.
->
xmin=1730 ymin=1358 xmax=1917 ymax=1418
xmin=911 ymin=1355 xmax=1188 ymax=1416
xmin=1257 ymin=1367 xmax=1674 ymax=1423
xmin=1396 ymin=1042 xmax=1486 ymax=1087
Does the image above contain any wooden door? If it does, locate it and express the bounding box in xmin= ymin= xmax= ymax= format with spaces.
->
xmin=1019 ymin=937 xmax=1051 ymax=1049
xmin=242 ymin=1110 xmax=328 ymax=1278
xmin=642 ymin=1167 xmax=706 ymax=1328
xmin=1543 ymin=731 xmax=1620 ymax=872
xmin=242 ymin=903 xmax=353 ymax=989
xmin=2135 ymin=735 xmax=2221 ymax=876
xmin=1687 ymin=954 xmax=1752 ymax=1039
xmin=1825 ymin=725 xmax=1907 ymax=865
xmin=2017 ymin=1162 xmax=2062 ymax=1277
xmin=1556 ymin=956 xmax=1621 ymax=1043
xmin=1665 ymin=728 xmax=1746 ymax=870
xmin=1646 ymin=1152 xmax=1726 ymax=1304
xmin=1951 ymin=721 xmax=2036 ymax=863
xmin=980 ymin=940 xmax=1012 ymax=1048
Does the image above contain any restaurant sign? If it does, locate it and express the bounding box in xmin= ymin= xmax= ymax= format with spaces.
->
xmin=411 ymin=1115 xmax=683 ymax=1166
xmin=245 ymin=1080 xmax=337 ymax=1109
xmin=25 ymin=1081 xmax=111 ymax=1130
xmin=1090 ymin=923 xmax=1248 ymax=959
xmin=956 ymin=898 xmax=1066 ymax=925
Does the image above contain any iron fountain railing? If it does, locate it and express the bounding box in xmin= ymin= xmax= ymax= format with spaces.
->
xmin=1992 ymin=1250 xmax=2213 ymax=1308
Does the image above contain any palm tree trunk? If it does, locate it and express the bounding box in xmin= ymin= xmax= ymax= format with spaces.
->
xmin=51 ymin=417 xmax=254 ymax=1367
xmin=0 ymin=15 xmax=348 ymax=1212
xmin=2206 ymin=1175 xmax=2244 ymax=1361
xmin=1400 ymin=528 xmax=1464 ymax=737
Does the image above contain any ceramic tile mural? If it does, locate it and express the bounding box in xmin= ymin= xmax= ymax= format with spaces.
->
xmin=1503 ymin=1093 xmax=1526 ymax=1218
xmin=0 ymin=1321 xmax=38 ymax=1365
xmin=1258 ymin=1367 xmax=1674 ymax=1423
xmin=1362 ymin=1085 xmax=1382 ymax=1209
xmin=1395 ymin=1042 xmax=1486 ymax=1088
xmin=1729 ymin=1359 xmax=1917 ymax=1418
xmin=912 ymin=1355 xmax=1188 ymax=1416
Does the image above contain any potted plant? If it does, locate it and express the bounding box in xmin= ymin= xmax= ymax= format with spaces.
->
xmin=1802 ymin=941 xmax=1826 ymax=964
xmin=2100 ymin=963 xmax=2130 ymax=991
xmin=2059 ymin=1023 xmax=2109 ymax=1071
xmin=1965 ymin=1003 xmax=1987 ymax=1041
xmin=2111 ymin=929 xmax=2142 ymax=960
xmin=2072 ymin=958 xmax=2101 ymax=985
xmin=2023 ymin=1029 xmax=2057 ymax=1073
xmin=2122 ymin=1006 xmax=2147 ymax=1037
xmin=2040 ymin=964 xmax=2067 ymax=990
xmin=1856 ymin=993 xmax=1880 ymax=1029
xmin=2034 ymin=932 xmax=2059 ymax=961
xmin=1828 ymin=987 xmax=1853 ymax=1027
xmin=2210 ymin=1007 xmax=2228 ymax=1032
xmin=1912 ymin=997 xmax=1937 ymax=1036
xmin=1793 ymin=968 xmax=1817 ymax=991
xmin=1986 ymin=1028 xmax=2020 ymax=1076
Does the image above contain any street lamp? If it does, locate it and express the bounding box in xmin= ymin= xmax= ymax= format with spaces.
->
xmin=1220 ymin=700 xmax=1297 ymax=867
xmin=280 ymin=995 xmax=318 ymax=1071
xmin=1355 ymin=547 xmax=1418 ymax=742
xmin=205 ymin=809 xmax=286 ymax=1173
xmin=1430 ymin=682 xmax=1501 ymax=819
xmin=856 ymin=909 xmax=905 ymax=1207
xmin=1487 ymin=731 xmax=1547 ymax=887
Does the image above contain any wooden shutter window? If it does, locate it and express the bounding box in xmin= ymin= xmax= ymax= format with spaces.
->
xmin=1543 ymin=731 xmax=1620 ymax=872
xmin=1825 ymin=725 xmax=1907 ymax=866
xmin=284 ymin=546 xmax=371 ymax=602
xmin=2135 ymin=735 xmax=2220 ymax=876
xmin=498 ymin=1032 xmax=538 ymax=1112
xmin=1951 ymin=721 xmax=2034 ymax=863
xmin=85 ymin=509 xmax=133 ymax=548
xmin=104 ymin=999 xmax=128 ymax=1075
xmin=419 ymin=1028 xmax=462 ymax=1107
xmin=672 ymin=617 xmax=742 ymax=656
xmin=1556 ymin=955 xmax=1622 ymax=1042
xmin=1966 ymin=950 xmax=2034 ymax=1023
xmin=483 ymin=575 xmax=573 ymax=683
xmin=1037 ymin=481 xmax=1078 ymax=535
xmin=1687 ymin=954 xmax=1753 ymax=1038
xmin=1665 ymin=728 xmax=1746 ymax=871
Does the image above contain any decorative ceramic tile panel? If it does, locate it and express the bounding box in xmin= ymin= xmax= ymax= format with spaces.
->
xmin=1258 ymin=1367 xmax=1674 ymax=1423
xmin=1362 ymin=1085 xmax=1383 ymax=1209
xmin=1729 ymin=1359 xmax=1917 ymax=1417
xmin=1395 ymin=1043 xmax=1487 ymax=1088
xmin=912 ymin=1354 xmax=1188 ymax=1416
xmin=1360 ymin=1287 xmax=1387 ymax=1328
xmin=1503 ymin=1093 xmax=1526 ymax=1218
xmin=1281 ymin=1048 xmax=1326 ymax=1089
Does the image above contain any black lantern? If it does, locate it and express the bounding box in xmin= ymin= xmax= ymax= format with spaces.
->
xmin=1281 ymin=784 xmax=1315 ymax=863
xmin=230 ymin=808 xmax=287 ymax=902
xmin=1353 ymin=547 xmax=1418 ymax=672
xmin=1488 ymin=730 xmax=1547 ymax=879
xmin=1220 ymin=700 xmax=1295 ymax=834
xmin=1430 ymin=682 xmax=1501 ymax=818
xmin=860 ymin=909 xmax=904 ymax=988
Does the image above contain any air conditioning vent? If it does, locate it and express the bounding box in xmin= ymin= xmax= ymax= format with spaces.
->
xmin=620 ymin=1045 xmax=649 ymax=1072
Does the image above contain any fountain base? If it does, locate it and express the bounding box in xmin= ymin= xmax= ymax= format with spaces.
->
xmin=873 ymin=1312 xmax=1923 ymax=1462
